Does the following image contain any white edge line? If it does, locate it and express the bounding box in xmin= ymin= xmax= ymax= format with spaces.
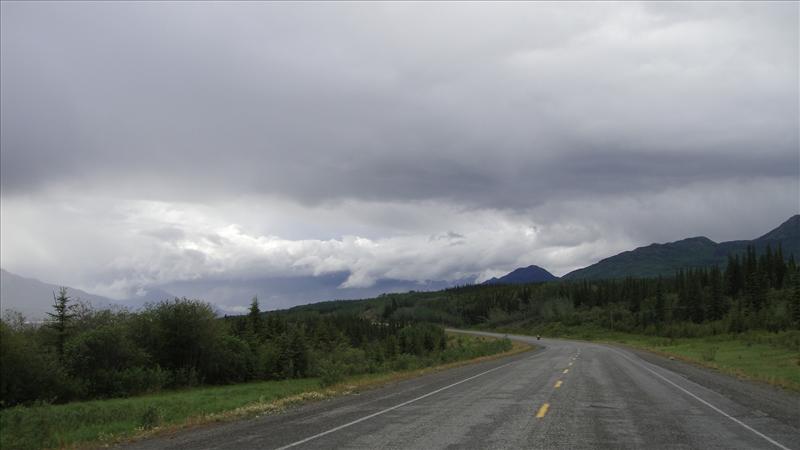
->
xmin=275 ymin=359 xmax=519 ymax=449
xmin=610 ymin=348 xmax=790 ymax=450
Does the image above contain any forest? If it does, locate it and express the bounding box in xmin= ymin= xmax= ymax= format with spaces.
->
xmin=0 ymin=295 xmax=510 ymax=407
xmin=300 ymin=244 xmax=800 ymax=339
xmin=2 ymin=244 xmax=797 ymax=409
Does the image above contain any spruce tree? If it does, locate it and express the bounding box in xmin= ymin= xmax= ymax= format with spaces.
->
xmin=247 ymin=296 xmax=263 ymax=338
xmin=707 ymin=266 xmax=725 ymax=321
xmin=725 ymin=254 xmax=742 ymax=298
xmin=774 ymin=245 xmax=787 ymax=289
xmin=46 ymin=287 xmax=75 ymax=360
xmin=654 ymin=277 xmax=666 ymax=324
xmin=687 ymin=275 xmax=705 ymax=323
xmin=792 ymin=275 xmax=800 ymax=326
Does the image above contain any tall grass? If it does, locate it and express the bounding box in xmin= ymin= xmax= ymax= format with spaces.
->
xmin=0 ymin=378 xmax=320 ymax=450
xmin=499 ymin=324 xmax=800 ymax=390
xmin=0 ymin=333 xmax=518 ymax=450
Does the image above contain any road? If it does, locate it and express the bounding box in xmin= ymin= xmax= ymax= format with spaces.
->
xmin=123 ymin=331 xmax=800 ymax=449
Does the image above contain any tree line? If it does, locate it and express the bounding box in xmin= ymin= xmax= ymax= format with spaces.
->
xmin=374 ymin=244 xmax=800 ymax=337
xmin=4 ymin=244 xmax=794 ymax=408
xmin=0 ymin=294 xmax=467 ymax=407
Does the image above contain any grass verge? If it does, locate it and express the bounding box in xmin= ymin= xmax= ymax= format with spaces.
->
xmin=496 ymin=324 xmax=800 ymax=391
xmin=1 ymin=333 xmax=531 ymax=450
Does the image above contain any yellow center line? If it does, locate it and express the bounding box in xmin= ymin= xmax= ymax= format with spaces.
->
xmin=563 ymin=368 xmax=569 ymax=374
xmin=554 ymin=380 xmax=563 ymax=388
xmin=536 ymin=403 xmax=550 ymax=418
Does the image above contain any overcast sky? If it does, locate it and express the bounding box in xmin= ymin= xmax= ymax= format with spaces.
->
xmin=1 ymin=2 xmax=798 ymax=305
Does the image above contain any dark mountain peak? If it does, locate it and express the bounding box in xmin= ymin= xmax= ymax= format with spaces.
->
xmin=757 ymin=214 xmax=800 ymax=241
xmin=681 ymin=236 xmax=715 ymax=243
xmin=564 ymin=214 xmax=800 ymax=280
xmin=483 ymin=264 xmax=558 ymax=285
xmin=514 ymin=264 xmax=547 ymax=272
xmin=673 ymin=236 xmax=717 ymax=247
xmin=637 ymin=236 xmax=715 ymax=254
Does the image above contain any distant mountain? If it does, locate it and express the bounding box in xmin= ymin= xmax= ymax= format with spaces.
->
xmin=0 ymin=269 xmax=116 ymax=320
xmin=117 ymin=286 xmax=177 ymax=310
xmin=483 ymin=265 xmax=558 ymax=285
xmin=160 ymin=272 xmax=473 ymax=314
xmin=563 ymin=215 xmax=800 ymax=280
xmin=0 ymin=267 xmax=469 ymax=319
xmin=0 ymin=269 xmax=177 ymax=320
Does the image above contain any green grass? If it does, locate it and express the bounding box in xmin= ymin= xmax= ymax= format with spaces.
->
xmin=1 ymin=378 xmax=320 ymax=449
xmin=608 ymin=333 xmax=800 ymax=390
xmin=0 ymin=333 xmax=525 ymax=450
xmin=497 ymin=324 xmax=800 ymax=391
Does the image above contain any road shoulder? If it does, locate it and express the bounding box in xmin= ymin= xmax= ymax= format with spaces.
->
xmin=613 ymin=343 xmax=800 ymax=428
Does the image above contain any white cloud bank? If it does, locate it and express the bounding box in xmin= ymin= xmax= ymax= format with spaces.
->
xmin=2 ymin=176 xmax=795 ymax=301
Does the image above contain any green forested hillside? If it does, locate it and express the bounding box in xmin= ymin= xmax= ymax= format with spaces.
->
xmin=562 ymin=215 xmax=799 ymax=280
xmin=286 ymin=245 xmax=800 ymax=341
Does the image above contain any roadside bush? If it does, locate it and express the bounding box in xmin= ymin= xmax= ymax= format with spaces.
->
xmin=114 ymin=367 xmax=170 ymax=396
xmin=1 ymin=322 xmax=81 ymax=406
xmin=169 ymin=367 xmax=203 ymax=388
xmin=274 ymin=327 xmax=311 ymax=379
xmin=701 ymin=346 xmax=719 ymax=362
xmin=390 ymin=354 xmax=420 ymax=371
xmin=204 ymin=335 xmax=254 ymax=384
xmin=398 ymin=323 xmax=445 ymax=356
xmin=132 ymin=299 xmax=224 ymax=383
xmin=318 ymin=360 xmax=345 ymax=387
xmin=64 ymin=326 xmax=150 ymax=397
xmin=139 ymin=405 xmax=163 ymax=430
xmin=252 ymin=343 xmax=281 ymax=380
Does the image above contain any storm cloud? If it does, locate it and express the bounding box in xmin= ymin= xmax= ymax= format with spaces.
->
xmin=1 ymin=2 xmax=797 ymax=306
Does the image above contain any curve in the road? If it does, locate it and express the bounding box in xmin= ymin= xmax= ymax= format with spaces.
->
xmin=122 ymin=331 xmax=800 ymax=450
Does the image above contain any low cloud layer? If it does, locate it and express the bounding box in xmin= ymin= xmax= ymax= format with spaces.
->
xmin=2 ymin=177 xmax=794 ymax=301
xmin=1 ymin=3 xmax=797 ymax=307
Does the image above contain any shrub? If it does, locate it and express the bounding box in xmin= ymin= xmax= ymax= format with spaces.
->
xmin=64 ymin=326 xmax=150 ymax=397
xmin=701 ymin=346 xmax=719 ymax=362
xmin=139 ymin=405 xmax=163 ymax=430
xmin=318 ymin=360 xmax=345 ymax=388
xmin=1 ymin=322 xmax=81 ymax=406
xmin=169 ymin=367 xmax=202 ymax=388
xmin=113 ymin=367 xmax=170 ymax=396
xmin=132 ymin=299 xmax=223 ymax=376
xmin=204 ymin=335 xmax=254 ymax=384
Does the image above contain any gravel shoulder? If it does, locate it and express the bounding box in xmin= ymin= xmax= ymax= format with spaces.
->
xmin=617 ymin=344 xmax=800 ymax=428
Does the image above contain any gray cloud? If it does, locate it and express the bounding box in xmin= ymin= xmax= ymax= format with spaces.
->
xmin=1 ymin=2 xmax=797 ymax=308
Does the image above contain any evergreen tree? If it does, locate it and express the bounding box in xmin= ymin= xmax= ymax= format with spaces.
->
xmin=247 ymin=296 xmax=263 ymax=338
xmin=728 ymin=298 xmax=746 ymax=333
xmin=725 ymin=254 xmax=743 ymax=298
xmin=707 ymin=266 xmax=725 ymax=321
xmin=788 ymin=254 xmax=797 ymax=274
xmin=763 ymin=245 xmax=775 ymax=288
xmin=654 ymin=277 xmax=666 ymax=324
xmin=46 ymin=287 xmax=76 ymax=360
xmin=792 ymin=274 xmax=800 ymax=326
xmin=687 ymin=275 xmax=705 ymax=323
xmin=745 ymin=270 xmax=767 ymax=313
xmin=774 ymin=245 xmax=787 ymax=289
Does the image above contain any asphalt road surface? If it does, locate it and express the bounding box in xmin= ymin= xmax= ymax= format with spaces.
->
xmin=123 ymin=331 xmax=800 ymax=449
